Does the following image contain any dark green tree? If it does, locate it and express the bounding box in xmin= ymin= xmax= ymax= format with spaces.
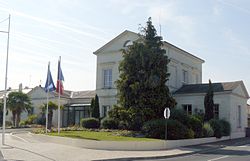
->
xmin=91 ymin=94 xmax=100 ymax=119
xmin=204 ymin=79 xmax=214 ymax=121
xmin=116 ymin=17 xmax=176 ymax=127
xmin=41 ymin=101 xmax=61 ymax=129
xmin=7 ymin=92 xmax=32 ymax=127
xmin=90 ymin=97 xmax=95 ymax=117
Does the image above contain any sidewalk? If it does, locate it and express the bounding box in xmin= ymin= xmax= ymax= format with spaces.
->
xmin=1 ymin=133 xmax=249 ymax=161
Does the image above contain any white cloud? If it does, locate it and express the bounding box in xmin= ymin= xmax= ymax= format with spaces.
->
xmin=0 ymin=6 xmax=108 ymax=42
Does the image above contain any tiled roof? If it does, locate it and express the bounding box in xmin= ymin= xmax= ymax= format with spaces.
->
xmin=174 ymin=81 xmax=242 ymax=94
xmin=70 ymin=90 xmax=95 ymax=99
xmin=0 ymin=88 xmax=32 ymax=99
xmin=52 ymin=90 xmax=72 ymax=98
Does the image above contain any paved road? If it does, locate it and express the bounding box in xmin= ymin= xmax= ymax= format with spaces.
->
xmin=0 ymin=131 xmax=193 ymax=161
xmin=133 ymin=140 xmax=250 ymax=161
xmin=1 ymin=130 xmax=250 ymax=161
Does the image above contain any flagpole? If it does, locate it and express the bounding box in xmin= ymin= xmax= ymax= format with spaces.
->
xmin=2 ymin=14 xmax=10 ymax=146
xmin=58 ymin=56 xmax=61 ymax=134
xmin=45 ymin=62 xmax=50 ymax=134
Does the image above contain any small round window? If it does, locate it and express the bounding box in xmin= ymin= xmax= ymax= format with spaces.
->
xmin=123 ymin=40 xmax=133 ymax=47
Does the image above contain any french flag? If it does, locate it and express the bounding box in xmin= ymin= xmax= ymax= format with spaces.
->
xmin=56 ymin=56 xmax=64 ymax=95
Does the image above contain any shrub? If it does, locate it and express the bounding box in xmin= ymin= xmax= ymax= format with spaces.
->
xmin=209 ymin=119 xmax=222 ymax=138
xmin=126 ymin=108 xmax=145 ymax=131
xmin=167 ymin=119 xmax=194 ymax=140
xmin=220 ymin=119 xmax=231 ymax=136
xmin=108 ymin=106 xmax=146 ymax=131
xmin=192 ymin=113 xmax=204 ymax=123
xmin=36 ymin=116 xmax=46 ymax=125
xmin=142 ymin=119 xmax=194 ymax=140
xmin=118 ymin=121 xmax=129 ymax=130
xmin=5 ymin=121 xmax=12 ymax=127
xmin=202 ymin=122 xmax=214 ymax=137
xmin=101 ymin=117 xmax=119 ymax=129
xmin=187 ymin=115 xmax=203 ymax=138
xmin=19 ymin=120 xmax=26 ymax=126
xmin=108 ymin=106 xmax=130 ymax=121
xmin=80 ymin=118 xmax=100 ymax=129
xmin=187 ymin=129 xmax=195 ymax=139
xmin=25 ymin=114 xmax=38 ymax=124
xmin=142 ymin=119 xmax=165 ymax=139
xmin=170 ymin=108 xmax=188 ymax=125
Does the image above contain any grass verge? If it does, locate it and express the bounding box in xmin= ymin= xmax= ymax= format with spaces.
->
xmin=47 ymin=130 xmax=160 ymax=141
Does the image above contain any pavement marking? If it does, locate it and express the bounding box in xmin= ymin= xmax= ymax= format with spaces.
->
xmin=10 ymin=133 xmax=30 ymax=143
xmin=207 ymin=155 xmax=229 ymax=161
xmin=237 ymin=144 xmax=250 ymax=148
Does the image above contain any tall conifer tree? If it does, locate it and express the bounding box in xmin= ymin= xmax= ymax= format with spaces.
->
xmin=116 ymin=17 xmax=175 ymax=122
xmin=204 ymin=79 xmax=214 ymax=121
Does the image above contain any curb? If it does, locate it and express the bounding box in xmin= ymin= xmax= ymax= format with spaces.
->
xmin=94 ymin=145 xmax=226 ymax=161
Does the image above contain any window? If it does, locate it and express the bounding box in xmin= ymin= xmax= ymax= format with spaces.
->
xmin=213 ymin=104 xmax=219 ymax=119
xmin=196 ymin=74 xmax=199 ymax=84
xmin=182 ymin=104 xmax=192 ymax=115
xmin=103 ymin=69 xmax=112 ymax=88
xmin=62 ymin=106 xmax=90 ymax=127
xmin=102 ymin=105 xmax=110 ymax=117
xmin=182 ymin=70 xmax=188 ymax=84
xmin=169 ymin=66 xmax=177 ymax=88
xmin=238 ymin=105 xmax=241 ymax=128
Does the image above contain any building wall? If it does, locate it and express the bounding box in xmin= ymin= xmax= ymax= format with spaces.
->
xmin=163 ymin=44 xmax=203 ymax=91
xmin=174 ymin=91 xmax=248 ymax=138
xmin=95 ymin=31 xmax=204 ymax=114
xmin=229 ymin=94 xmax=248 ymax=135
xmin=28 ymin=87 xmax=68 ymax=127
xmin=247 ymin=105 xmax=250 ymax=127
xmin=174 ymin=93 xmax=231 ymax=121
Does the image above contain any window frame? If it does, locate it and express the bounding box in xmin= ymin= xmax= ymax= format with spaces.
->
xmin=238 ymin=105 xmax=241 ymax=128
xmin=182 ymin=104 xmax=192 ymax=115
xmin=103 ymin=69 xmax=112 ymax=88
xmin=102 ymin=105 xmax=110 ymax=117
xmin=213 ymin=104 xmax=219 ymax=119
xmin=182 ymin=70 xmax=188 ymax=84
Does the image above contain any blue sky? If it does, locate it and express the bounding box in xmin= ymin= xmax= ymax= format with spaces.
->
xmin=0 ymin=0 xmax=249 ymax=96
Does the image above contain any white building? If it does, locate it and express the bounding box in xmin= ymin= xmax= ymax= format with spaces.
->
xmin=94 ymin=30 xmax=249 ymax=138
xmin=0 ymin=85 xmax=95 ymax=127
xmin=27 ymin=86 xmax=95 ymax=127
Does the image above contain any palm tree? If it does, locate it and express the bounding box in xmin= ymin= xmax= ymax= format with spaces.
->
xmin=41 ymin=101 xmax=62 ymax=129
xmin=7 ymin=92 xmax=32 ymax=127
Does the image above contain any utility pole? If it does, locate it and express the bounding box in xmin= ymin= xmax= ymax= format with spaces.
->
xmin=0 ymin=14 xmax=11 ymax=146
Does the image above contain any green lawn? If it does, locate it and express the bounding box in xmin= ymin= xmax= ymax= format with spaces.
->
xmin=48 ymin=131 xmax=160 ymax=141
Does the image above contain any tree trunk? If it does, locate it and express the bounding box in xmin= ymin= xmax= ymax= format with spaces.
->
xmin=16 ymin=113 xmax=21 ymax=128
xmin=12 ymin=111 xmax=16 ymax=127
xmin=48 ymin=110 xmax=53 ymax=129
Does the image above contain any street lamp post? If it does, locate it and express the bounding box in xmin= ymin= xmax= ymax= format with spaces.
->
xmin=0 ymin=14 xmax=11 ymax=146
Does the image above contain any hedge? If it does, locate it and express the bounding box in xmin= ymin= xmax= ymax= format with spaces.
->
xmin=80 ymin=118 xmax=100 ymax=129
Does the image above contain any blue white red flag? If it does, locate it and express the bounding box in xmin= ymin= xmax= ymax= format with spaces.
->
xmin=56 ymin=57 xmax=64 ymax=95
xmin=44 ymin=62 xmax=56 ymax=92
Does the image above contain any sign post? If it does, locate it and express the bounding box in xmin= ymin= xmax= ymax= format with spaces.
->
xmin=164 ymin=107 xmax=170 ymax=140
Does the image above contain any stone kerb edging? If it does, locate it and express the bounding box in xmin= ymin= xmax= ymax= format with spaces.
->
xmin=27 ymin=133 xmax=230 ymax=151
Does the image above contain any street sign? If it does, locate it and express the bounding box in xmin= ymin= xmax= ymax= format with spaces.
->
xmin=164 ymin=107 xmax=170 ymax=119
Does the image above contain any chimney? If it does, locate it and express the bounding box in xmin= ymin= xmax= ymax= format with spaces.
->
xmin=19 ymin=83 xmax=22 ymax=92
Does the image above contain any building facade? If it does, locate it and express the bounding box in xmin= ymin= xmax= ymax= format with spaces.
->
xmin=27 ymin=86 xmax=95 ymax=127
xmin=94 ymin=30 xmax=204 ymax=117
xmin=94 ymin=30 xmax=249 ymax=138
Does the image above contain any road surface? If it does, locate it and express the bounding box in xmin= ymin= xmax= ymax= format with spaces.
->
xmin=133 ymin=139 xmax=250 ymax=161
